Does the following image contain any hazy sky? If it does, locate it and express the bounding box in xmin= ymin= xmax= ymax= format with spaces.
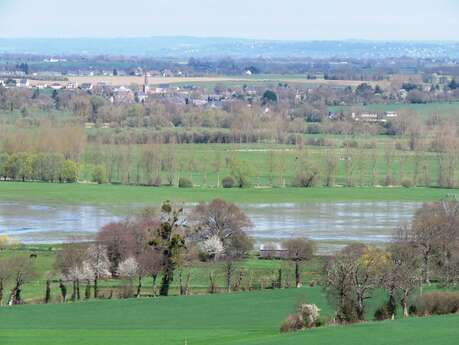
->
xmin=0 ymin=0 xmax=458 ymax=41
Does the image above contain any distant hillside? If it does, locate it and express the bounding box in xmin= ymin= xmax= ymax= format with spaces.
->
xmin=0 ymin=37 xmax=459 ymax=59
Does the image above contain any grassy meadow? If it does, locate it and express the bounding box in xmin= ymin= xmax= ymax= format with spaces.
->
xmin=0 ymin=182 xmax=455 ymax=205
xmin=77 ymin=139 xmax=457 ymax=189
xmin=0 ymin=287 xmax=457 ymax=345
xmin=1 ymin=244 xmax=457 ymax=345
xmin=0 ymin=245 xmax=324 ymax=303
xmin=329 ymin=101 xmax=459 ymax=119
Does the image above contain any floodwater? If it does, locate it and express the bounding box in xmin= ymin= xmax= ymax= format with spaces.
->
xmin=0 ymin=201 xmax=421 ymax=251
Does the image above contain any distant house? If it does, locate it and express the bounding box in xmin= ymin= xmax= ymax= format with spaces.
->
xmin=17 ymin=79 xmax=30 ymax=88
xmin=154 ymin=84 xmax=171 ymax=94
xmin=66 ymin=81 xmax=78 ymax=90
xmin=352 ymin=111 xmax=397 ymax=123
xmin=50 ymin=83 xmax=64 ymax=90
xmin=385 ymin=111 xmax=398 ymax=118
xmin=80 ymin=83 xmax=93 ymax=92
xmin=161 ymin=69 xmax=173 ymax=77
xmin=192 ymin=99 xmax=208 ymax=106
xmin=136 ymin=91 xmax=148 ymax=103
xmin=113 ymin=86 xmax=134 ymax=104
xmin=4 ymin=79 xmax=17 ymax=88
xmin=34 ymin=83 xmax=48 ymax=89
xmin=399 ymin=89 xmax=408 ymax=100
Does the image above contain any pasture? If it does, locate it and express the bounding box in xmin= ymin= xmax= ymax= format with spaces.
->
xmin=76 ymin=139 xmax=458 ymax=189
xmin=0 ymin=182 xmax=455 ymax=205
xmin=0 ymin=288 xmax=457 ymax=345
xmin=329 ymin=101 xmax=459 ymax=119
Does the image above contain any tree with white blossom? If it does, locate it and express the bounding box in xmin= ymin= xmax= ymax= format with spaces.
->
xmin=84 ymin=244 xmax=111 ymax=298
xmin=200 ymin=235 xmax=224 ymax=261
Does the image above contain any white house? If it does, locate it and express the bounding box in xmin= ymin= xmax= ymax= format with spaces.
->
xmin=50 ymin=83 xmax=64 ymax=90
xmin=385 ymin=111 xmax=398 ymax=118
xmin=17 ymin=79 xmax=30 ymax=88
xmin=80 ymin=83 xmax=93 ymax=92
xmin=66 ymin=81 xmax=78 ymax=89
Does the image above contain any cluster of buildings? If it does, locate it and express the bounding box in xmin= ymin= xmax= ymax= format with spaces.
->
xmin=0 ymin=73 xmax=261 ymax=109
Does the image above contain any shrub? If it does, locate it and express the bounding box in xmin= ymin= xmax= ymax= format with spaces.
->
xmin=382 ymin=175 xmax=395 ymax=187
xmin=280 ymin=304 xmax=321 ymax=333
xmin=401 ymin=178 xmax=413 ymax=188
xmin=298 ymin=304 xmax=321 ymax=328
xmin=307 ymin=137 xmax=335 ymax=147
xmin=374 ymin=303 xmax=392 ymax=321
xmin=292 ymin=169 xmax=320 ymax=188
xmin=395 ymin=141 xmax=405 ymax=150
xmin=61 ymin=160 xmax=79 ymax=183
xmin=178 ymin=177 xmax=193 ymax=188
xmin=222 ymin=176 xmax=235 ymax=188
xmin=362 ymin=141 xmax=377 ymax=149
xmin=342 ymin=139 xmax=359 ymax=148
xmin=280 ymin=313 xmax=304 ymax=333
xmin=411 ymin=292 xmax=459 ymax=316
xmin=92 ymin=164 xmax=107 ymax=184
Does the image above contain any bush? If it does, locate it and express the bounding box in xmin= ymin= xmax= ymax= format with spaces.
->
xmin=92 ymin=164 xmax=107 ymax=184
xmin=382 ymin=175 xmax=395 ymax=187
xmin=222 ymin=176 xmax=235 ymax=188
xmin=292 ymin=169 xmax=320 ymax=188
xmin=362 ymin=141 xmax=377 ymax=149
xmin=401 ymin=178 xmax=413 ymax=188
xmin=395 ymin=141 xmax=405 ymax=150
xmin=61 ymin=160 xmax=79 ymax=183
xmin=280 ymin=313 xmax=304 ymax=333
xmin=411 ymin=292 xmax=459 ymax=316
xmin=280 ymin=304 xmax=321 ymax=333
xmin=178 ymin=177 xmax=193 ymax=188
xmin=374 ymin=303 xmax=392 ymax=321
xmin=342 ymin=139 xmax=359 ymax=148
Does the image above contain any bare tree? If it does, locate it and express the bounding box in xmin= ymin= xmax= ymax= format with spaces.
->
xmin=8 ymin=257 xmax=37 ymax=306
xmin=386 ymin=242 xmax=422 ymax=317
xmin=137 ymin=247 xmax=162 ymax=297
xmin=283 ymin=238 xmax=315 ymax=288
xmin=55 ymin=243 xmax=86 ymax=301
xmin=323 ymin=149 xmax=338 ymax=187
xmin=0 ymin=257 xmax=14 ymax=306
xmin=326 ymin=244 xmax=386 ymax=322
xmin=191 ymin=199 xmax=252 ymax=249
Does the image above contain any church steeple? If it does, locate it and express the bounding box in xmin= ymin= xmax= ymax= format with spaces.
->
xmin=143 ymin=72 xmax=149 ymax=93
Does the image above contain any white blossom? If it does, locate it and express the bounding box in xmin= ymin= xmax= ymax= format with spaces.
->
xmin=84 ymin=244 xmax=111 ymax=279
xmin=117 ymin=257 xmax=139 ymax=279
xmin=200 ymin=235 xmax=224 ymax=259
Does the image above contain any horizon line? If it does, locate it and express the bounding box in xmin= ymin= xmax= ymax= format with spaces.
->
xmin=0 ymin=35 xmax=458 ymax=44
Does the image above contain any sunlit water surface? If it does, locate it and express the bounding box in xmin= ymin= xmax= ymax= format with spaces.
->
xmin=0 ymin=201 xmax=421 ymax=252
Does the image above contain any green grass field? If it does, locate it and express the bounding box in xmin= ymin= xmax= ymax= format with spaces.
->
xmin=0 ymin=182 xmax=456 ymax=205
xmin=0 ymin=288 xmax=457 ymax=345
xmin=329 ymin=101 xmax=459 ymax=119
xmin=76 ymin=139 xmax=457 ymax=189
xmin=0 ymin=245 xmax=325 ymax=303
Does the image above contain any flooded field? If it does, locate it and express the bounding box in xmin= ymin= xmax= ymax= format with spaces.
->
xmin=0 ymin=201 xmax=421 ymax=251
